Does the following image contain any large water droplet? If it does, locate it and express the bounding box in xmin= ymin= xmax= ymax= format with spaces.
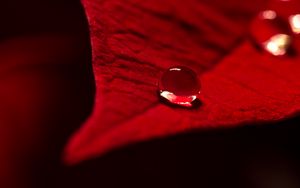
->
xmin=158 ymin=66 xmax=201 ymax=108
xmin=250 ymin=10 xmax=293 ymax=56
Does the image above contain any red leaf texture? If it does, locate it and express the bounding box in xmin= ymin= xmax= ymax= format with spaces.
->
xmin=64 ymin=0 xmax=300 ymax=164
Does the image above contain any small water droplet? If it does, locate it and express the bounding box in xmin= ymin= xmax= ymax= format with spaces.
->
xmin=158 ymin=66 xmax=201 ymax=108
xmin=251 ymin=10 xmax=293 ymax=56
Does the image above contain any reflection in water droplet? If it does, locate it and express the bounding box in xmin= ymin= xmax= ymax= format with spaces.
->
xmin=264 ymin=34 xmax=292 ymax=56
xmin=251 ymin=10 xmax=292 ymax=56
xmin=289 ymin=14 xmax=300 ymax=34
xmin=262 ymin=10 xmax=277 ymax=20
xmin=158 ymin=66 xmax=201 ymax=108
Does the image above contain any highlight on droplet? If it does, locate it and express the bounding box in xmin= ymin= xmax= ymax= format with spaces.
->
xmin=289 ymin=14 xmax=300 ymax=34
xmin=263 ymin=34 xmax=292 ymax=56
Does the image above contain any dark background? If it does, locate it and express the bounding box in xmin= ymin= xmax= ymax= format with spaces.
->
xmin=61 ymin=116 xmax=300 ymax=188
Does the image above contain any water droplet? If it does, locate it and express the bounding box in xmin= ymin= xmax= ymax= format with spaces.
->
xmin=289 ymin=14 xmax=300 ymax=34
xmin=158 ymin=66 xmax=201 ymax=108
xmin=270 ymin=0 xmax=300 ymax=34
xmin=251 ymin=10 xmax=292 ymax=56
xmin=264 ymin=34 xmax=292 ymax=56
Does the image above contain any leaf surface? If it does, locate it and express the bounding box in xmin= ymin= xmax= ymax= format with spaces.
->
xmin=65 ymin=0 xmax=300 ymax=164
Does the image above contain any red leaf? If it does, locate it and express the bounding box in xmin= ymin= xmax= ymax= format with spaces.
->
xmin=64 ymin=0 xmax=300 ymax=164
